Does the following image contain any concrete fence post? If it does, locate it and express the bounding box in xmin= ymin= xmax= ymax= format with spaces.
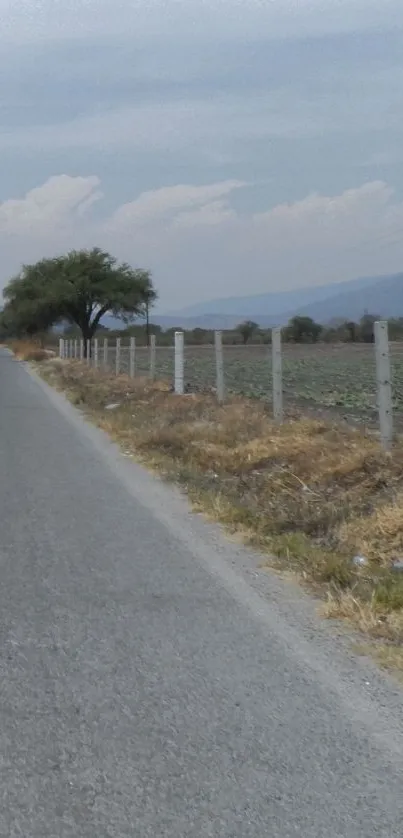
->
xmin=94 ymin=338 xmax=99 ymax=369
xmin=86 ymin=340 xmax=91 ymax=365
xmin=174 ymin=331 xmax=184 ymax=395
xmin=129 ymin=337 xmax=136 ymax=378
xmin=214 ymin=330 xmax=225 ymax=403
xmin=103 ymin=338 xmax=108 ymax=369
xmin=74 ymin=339 xmax=78 ymax=359
xmin=115 ymin=338 xmax=121 ymax=376
xmin=272 ymin=327 xmax=283 ymax=423
xmin=375 ymin=320 xmax=393 ymax=450
xmin=59 ymin=338 xmax=64 ymax=359
xmin=80 ymin=339 xmax=84 ymax=362
xmin=150 ymin=334 xmax=156 ymax=380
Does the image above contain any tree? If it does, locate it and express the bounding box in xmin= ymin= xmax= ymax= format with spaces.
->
xmin=2 ymin=248 xmax=156 ymax=353
xmin=237 ymin=320 xmax=259 ymax=344
xmin=359 ymin=313 xmax=380 ymax=344
xmin=143 ymin=286 xmax=157 ymax=347
xmin=345 ymin=321 xmax=359 ymax=342
xmin=286 ymin=315 xmax=322 ymax=343
xmin=0 ymin=275 xmax=55 ymax=343
xmin=190 ymin=328 xmax=210 ymax=345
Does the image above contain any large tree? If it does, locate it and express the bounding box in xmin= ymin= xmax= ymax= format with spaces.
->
xmin=2 ymin=248 xmax=156 ymax=351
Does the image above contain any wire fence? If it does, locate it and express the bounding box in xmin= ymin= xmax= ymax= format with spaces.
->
xmin=60 ymin=322 xmax=398 ymax=450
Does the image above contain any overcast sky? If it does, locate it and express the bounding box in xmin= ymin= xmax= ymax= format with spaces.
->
xmin=1 ymin=0 xmax=403 ymax=311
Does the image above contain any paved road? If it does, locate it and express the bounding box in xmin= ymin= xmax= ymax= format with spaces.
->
xmin=1 ymin=348 xmax=403 ymax=837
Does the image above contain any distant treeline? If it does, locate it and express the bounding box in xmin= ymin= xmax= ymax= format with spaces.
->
xmin=60 ymin=313 xmax=403 ymax=346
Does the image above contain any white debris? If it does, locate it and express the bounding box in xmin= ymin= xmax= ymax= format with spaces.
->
xmin=352 ymin=555 xmax=368 ymax=567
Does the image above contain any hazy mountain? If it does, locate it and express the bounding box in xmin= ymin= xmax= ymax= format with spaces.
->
xmin=101 ymin=272 xmax=403 ymax=331
xmin=167 ymin=274 xmax=382 ymax=319
xmin=280 ymin=273 xmax=403 ymax=324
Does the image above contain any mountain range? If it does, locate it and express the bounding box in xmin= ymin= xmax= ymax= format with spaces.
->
xmin=103 ymin=272 xmax=403 ymax=331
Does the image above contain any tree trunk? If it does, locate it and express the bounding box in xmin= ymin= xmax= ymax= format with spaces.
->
xmin=81 ymin=325 xmax=92 ymax=358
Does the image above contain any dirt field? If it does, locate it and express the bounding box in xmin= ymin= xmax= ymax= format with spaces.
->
xmin=110 ymin=341 xmax=402 ymax=428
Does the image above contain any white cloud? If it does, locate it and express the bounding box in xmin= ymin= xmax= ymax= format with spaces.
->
xmin=0 ymin=175 xmax=102 ymax=235
xmin=1 ymin=174 xmax=403 ymax=309
xmin=173 ymin=200 xmax=237 ymax=228
xmin=108 ymin=181 xmax=245 ymax=230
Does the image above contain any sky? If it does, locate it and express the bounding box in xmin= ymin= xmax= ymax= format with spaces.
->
xmin=1 ymin=0 xmax=403 ymax=312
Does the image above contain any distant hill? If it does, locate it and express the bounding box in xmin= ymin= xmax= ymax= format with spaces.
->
xmin=102 ymin=272 xmax=403 ymax=331
xmin=168 ymin=274 xmax=382 ymax=319
xmin=280 ymin=273 xmax=403 ymax=324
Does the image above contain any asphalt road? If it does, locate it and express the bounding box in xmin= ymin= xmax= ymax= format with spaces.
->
xmin=1 ymin=348 xmax=403 ymax=837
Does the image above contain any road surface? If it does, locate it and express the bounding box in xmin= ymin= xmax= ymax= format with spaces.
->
xmin=1 ymin=347 xmax=403 ymax=837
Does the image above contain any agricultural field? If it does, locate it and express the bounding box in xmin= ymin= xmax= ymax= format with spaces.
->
xmin=107 ymin=342 xmax=403 ymax=425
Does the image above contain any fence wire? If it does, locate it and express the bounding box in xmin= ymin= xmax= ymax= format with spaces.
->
xmin=64 ymin=330 xmax=401 ymax=443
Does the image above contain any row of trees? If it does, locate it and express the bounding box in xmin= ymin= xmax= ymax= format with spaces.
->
xmin=0 ymin=248 xmax=157 ymax=352
xmin=235 ymin=314 xmax=385 ymax=344
xmin=73 ymin=314 xmax=387 ymax=347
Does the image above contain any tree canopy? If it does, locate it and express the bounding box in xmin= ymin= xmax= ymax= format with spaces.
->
xmin=237 ymin=320 xmax=259 ymax=344
xmin=285 ymin=315 xmax=322 ymax=343
xmin=1 ymin=248 xmax=157 ymax=347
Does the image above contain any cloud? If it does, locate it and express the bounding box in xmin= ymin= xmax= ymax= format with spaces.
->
xmin=2 ymin=56 xmax=403 ymax=155
xmin=108 ymin=181 xmax=245 ymax=230
xmin=0 ymin=175 xmax=102 ymax=236
xmin=1 ymin=0 xmax=401 ymax=46
xmin=1 ymin=174 xmax=403 ymax=310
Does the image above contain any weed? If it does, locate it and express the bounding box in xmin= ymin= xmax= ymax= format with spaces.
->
xmin=38 ymin=359 xmax=403 ymax=672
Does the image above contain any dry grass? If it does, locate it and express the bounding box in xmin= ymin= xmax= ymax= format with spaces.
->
xmin=37 ymin=358 xmax=403 ymax=671
xmin=7 ymin=339 xmax=56 ymax=362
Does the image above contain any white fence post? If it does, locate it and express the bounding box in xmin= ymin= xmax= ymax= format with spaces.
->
xmin=103 ymin=338 xmax=108 ymax=369
xmin=174 ymin=331 xmax=184 ymax=395
xmin=94 ymin=338 xmax=99 ymax=368
xmin=375 ymin=320 xmax=393 ymax=450
xmin=214 ymin=330 xmax=225 ymax=403
xmin=150 ymin=334 xmax=156 ymax=380
xmin=59 ymin=338 xmax=64 ymax=359
xmin=80 ymin=339 xmax=84 ymax=362
xmin=115 ymin=338 xmax=121 ymax=375
xmin=129 ymin=337 xmax=136 ymax=378
xmin=272 ymin=327 xmax=283 ymax=423
xmin=86 ymin=340 xmax=91 ymax=365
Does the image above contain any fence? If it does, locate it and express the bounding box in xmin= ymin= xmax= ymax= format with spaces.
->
xmin=59 ymin=321 xmax=396 ymax=450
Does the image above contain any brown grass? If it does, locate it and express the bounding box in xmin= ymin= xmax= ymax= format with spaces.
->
xmin=36 ymin=358 xmax=403 ymax=671
xmin=7 ymin=339 xmax=56 ymax=362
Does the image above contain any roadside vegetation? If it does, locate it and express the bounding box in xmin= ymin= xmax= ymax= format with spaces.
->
xmin=33 ymin=355 xmax=403 ymax=675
